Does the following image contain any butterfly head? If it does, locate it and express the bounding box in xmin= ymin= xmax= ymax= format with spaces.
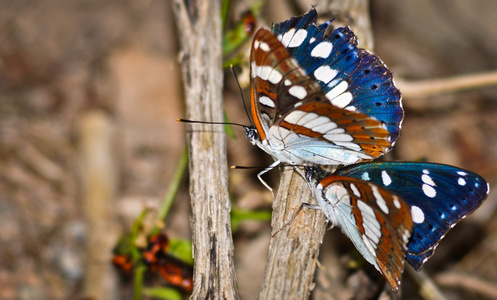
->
xmin=243 ymin=125 xmax=261 ymax=145
xmin=304 ymin=166 xmax=328 ymax=184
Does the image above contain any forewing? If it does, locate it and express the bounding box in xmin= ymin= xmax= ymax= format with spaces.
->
xmin=335 ymin=162 xmax=489 ymax=270
xmin=272 ymin=8 xmax=403 ymax=145
xmin=319 ymin=175 xmax=413 ymax=291
xmin=250 ymin=29 xmax=324 ymax=140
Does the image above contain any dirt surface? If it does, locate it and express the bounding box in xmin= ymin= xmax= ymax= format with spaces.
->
xmin=0 ymin=0 xmax=496 ymax=299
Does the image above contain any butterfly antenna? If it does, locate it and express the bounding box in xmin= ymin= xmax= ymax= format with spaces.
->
xmin=176 ymin=119 xmax=247 ymax=128
xmin=231 ymin=165 xmax=271 ymax=170
xmin=230 ymin=65 xmax=254 ymax=125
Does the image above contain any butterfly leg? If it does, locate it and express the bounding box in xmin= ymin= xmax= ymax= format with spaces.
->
xmin=301 ymin=203 xmax=335 ymax=230
xmin=272 ymin=202 xmax=309 ymax=237
xmin=257 ymin=160 xmax=281 ymax=197
xmin=272 ymin=202 xmax=332 ymax=236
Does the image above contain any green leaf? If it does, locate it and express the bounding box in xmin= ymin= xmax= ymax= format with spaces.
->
xmin=152 ymin=149 xmax=189 ymax=236
xmin=168 ymin=239 xmax=194 ymax=266
xmin=133 ymin=263 xmax=147 ymax=300
xmin=231 ymin=208 xmax=272 ymax=232
xmin=222 ymin=1 xmax=263 ymax=59
xmin=142 ymin=287 xmax=183 ymax=300
xmin=223 ymin=110 xmax=237 ymax=140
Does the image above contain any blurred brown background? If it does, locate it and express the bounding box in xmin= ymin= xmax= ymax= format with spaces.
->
xmin=0 ymin=0 xmax=496 ymax=299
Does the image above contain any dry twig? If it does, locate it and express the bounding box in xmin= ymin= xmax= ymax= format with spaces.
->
xmin=78 ymin=111 xmax=120 ymax=300
xmin=172 ymin=0 xmax=239 ymax=298
xmin=435 ymin=272 xmax=497 ymax=299
xmin=397 ymin=71 xmax=497 ymax=99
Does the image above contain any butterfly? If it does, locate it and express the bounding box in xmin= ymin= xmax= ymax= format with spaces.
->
xmin=244 ymin=8 xmax=403 ymax=188
xmin=304 ymin=162 xmax=489 ymax=291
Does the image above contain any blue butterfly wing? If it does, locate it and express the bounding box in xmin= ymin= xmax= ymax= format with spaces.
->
xmin=272 ymin=9 xmax=403 ymax=144
xmin=335 ymin=162 xmax=489 ymax=270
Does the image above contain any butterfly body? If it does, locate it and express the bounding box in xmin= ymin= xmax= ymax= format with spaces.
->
xmin=246 ymin=9 xmax=403 ymax=179
xmin=304 ymin=162 xmax=489 ymax=290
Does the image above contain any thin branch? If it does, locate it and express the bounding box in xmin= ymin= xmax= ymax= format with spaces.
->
xmin=397 ymin=70 xmax=497 ymax=98
xmin=172 ymin=1 xmax=239 ymax=298
xmin=78 ymin=111 xmax=120 ymax=300
xmin=435 ymin=272 xmax=497 ymax=299
xmin=405 ymin=265 xmax=447 ymax=300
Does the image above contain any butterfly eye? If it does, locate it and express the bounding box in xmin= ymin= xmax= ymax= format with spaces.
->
xmin=305 ymin=169 xmax=314 ymax=182
xmin=244 ymin=126 xmax=260 ymax=144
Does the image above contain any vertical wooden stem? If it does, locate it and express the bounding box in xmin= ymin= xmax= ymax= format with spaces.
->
xmin=172 ymin=1 xmax=239 ymax=298
xmin=78 ymin=111 xmax=120 ymax=300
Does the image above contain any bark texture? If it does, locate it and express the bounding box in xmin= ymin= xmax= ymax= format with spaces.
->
xmin=172 ymin=1 xmax=239 ymax=298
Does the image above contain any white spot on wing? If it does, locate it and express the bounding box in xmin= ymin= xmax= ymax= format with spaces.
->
xmin=411 ymin=205 xmax=425 ymax=223
xmin=311 ymin=41 xmax=333 ymax=58
xmin=312 ymin=121 xmax=338 ymax=134
xmin=325 ymin=81 xmax=348 ymax=101
xmin=326 ymin=133 xmax=353 ymax=142
xmin=421 ymin=174 xmax=436 ymax=186
xmin=304 ymin=116 xmax=330 ymax=128
xmin=284 ymin=110 xmax=306 ymax=124
xmin=284 ymin=79 xmax=291 ymax=86
xmin=288 ymin=86 xmax=307 ymax=99
xmin=334 ymin=141 xmax=361 ymax=151
xmin=330 ymin=92 xmax=353 ymax=108
xmin=350 ymin=183 xmax=361 ymax=197
xmin=358 ymin=200 xmax=381 ymax=245
xmin=268 ymin=70 xmax=283 ymax=84
xmin=361 ymin=172 xmax=370 ymax=181
xmin=372 ymin=186 xmax=389 ymax=214
xmin=325 ymin=127 xmax=345 ymax=134
xmin=253 ymin=63 xmax=282 ymax=83
xmin=280 ymin=28 xmax=295 ymax=47
xmin=288 ymin=29 xmax=307 ymax=48
xmin=309 ymin=37 xmax=316 ymax=43
xmin=314 ymin=66 xmax=338 ymax=83
xmin=256 ymin=65 xmax=272 ymax=80
xmin=259 ymin=42 xmax=270 ymax=52
xmin=381 ymin=171 xmax=392 ymax=186
xmin=259 ymin=96 xmax=275 ymax=108
xmin=458 ymin=177 xmax=466 ymax=186
xmin=295 ymin=112 xmax=318 ymax=125
xmin=250 ymin=62 xmax=256 ymax=78
xmin=402 ymin=229 xmax=410 ymax=244
xmin=393 ymin=196 xmax=401 ymax=209
xmin=457 ymin=171 xmax=467 ymax=176
xmin=422 ymin=184 xmax=437 ymax=198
